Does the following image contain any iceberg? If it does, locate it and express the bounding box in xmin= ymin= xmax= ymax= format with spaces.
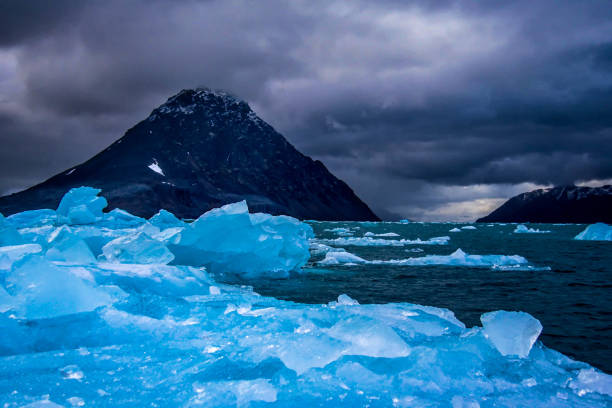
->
xmin=481 ymin=310 xmax=543 ymax=358
xmin=0 ymin=213 xmax=24 ymax=246
xmin=316 ymin=235 xmax=450 ymax=246
xmin=102 ymin=232 xmax=175 ymax=264
xmin=319 ymin=248 xmax=531 ymax=269
xmin=449 ymin=227 xmax=461 ymax=232
xmin=166 ymin=201 xmax=313 ymax=277
xmin=324 ymin=227 xmax=353 ymax=236
xmin=363 ymin=231 xmax=400 ymax=237
xmin=514 ymin=224 xmax=550 ymax=234
xmin=45 ymin=226 xmax=96 ymax=264
xmin=148 ymin=209 xmax=186 ymax=229
xmin=56 ymin=186 xmax=108 ymax=224
xmin=319 ymin=251 xmax=367 ymax=265
xmin=1 ymin=255 xmax=116 ymax=319
xmin=461 ymin=225 xmax=477 ymax=230
xmin=575 ymin=222 xmax=612 ymax=241
xmin=6 ymin=208 xmax=57 ymax=228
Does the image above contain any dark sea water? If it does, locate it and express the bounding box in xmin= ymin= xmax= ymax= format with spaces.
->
xmin=220 ymin=221 xmax=612 ymax=374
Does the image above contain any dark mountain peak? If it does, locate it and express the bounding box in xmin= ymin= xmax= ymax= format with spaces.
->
xmin=477 ymin=184 xmax=612 ymax=223
xmin=0 ymin=88 xmax=379 ymax=221
xmin=148 ymin=88 xmax=258 ymax=124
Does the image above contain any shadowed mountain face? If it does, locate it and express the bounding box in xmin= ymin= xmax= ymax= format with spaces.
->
xmin=0 ymin=88 xmax=379 ymax=221
xmin=477 ymin=185 xmax=612 ymax=223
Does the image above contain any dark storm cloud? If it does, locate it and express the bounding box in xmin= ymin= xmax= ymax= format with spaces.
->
xmin=1 ymin=0 xmax=611 ymax=219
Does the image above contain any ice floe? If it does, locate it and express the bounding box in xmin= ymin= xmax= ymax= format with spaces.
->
xmin=574 ymin=223 xmax=612 ymax=241
xmin=514 ymin=224 xmax=551 ymax=234
xmin=315 ymin=235 xmax=450 ymax=246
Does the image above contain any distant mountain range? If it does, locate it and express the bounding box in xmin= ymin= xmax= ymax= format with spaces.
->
xmin=477 ymin=185 xmax=612 ymax=223
xmin=0 ymin=88 xmax=379 ymax=221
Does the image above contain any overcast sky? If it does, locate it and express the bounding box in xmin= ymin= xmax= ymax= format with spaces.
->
xmin=1 ymin=1 xmax=611 ymax=220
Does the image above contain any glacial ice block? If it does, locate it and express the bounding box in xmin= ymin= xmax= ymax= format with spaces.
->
xmin=167 ymin=201 xmax=313 ymax=277
xmin=481 ymin=310 xmax=543 ymax=358
xmin=3 ymin=255 xmax=115 ymax=319
xmin=319 ymin=251 xmax=366 ymax=265
xmin=45 ymin=226 xmax=96 ymax=264
xmin=99 ymin=208 xmax=146 ymax=228
xmin=102 ymin=232 xmax=174 ymax=264
xmin=514 ymin=224 xmax=550 ymax=234
xmin=148 ymin=209 xmax=185 ymax=229
xmin=56 ymin=186 xmax=108 ymax=225
xmin=6 ymin=209 xmax=57 ymax=228
xmin=323 ymin=248 xmax=530 ymax=269
xmin=316 ymin=235 xmax=449 ymax=246
xmin=0 ymin=213 xmax=24 ymax=246
xmin=575 ymin=222 xmax=612 ymax=241
xmin=0 ymin=244 xmax=43 ymax=268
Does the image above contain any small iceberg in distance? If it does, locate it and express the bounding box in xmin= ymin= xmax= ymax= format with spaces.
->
xmin=318 ymin=248 xmax=533 ymax=269
xmin=575 ymin=223 xmax=612 ymax=241
xmin=449 ymin=227 xmax=461 ymax=232
xmin=315 ymin=235 xmax=450 ymax=246
xmin=514 ymin=224 xmax=550 ymax=234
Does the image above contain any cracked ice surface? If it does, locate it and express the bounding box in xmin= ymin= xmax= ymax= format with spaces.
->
xmin=0 ymin=187 xmax=610 ymax=407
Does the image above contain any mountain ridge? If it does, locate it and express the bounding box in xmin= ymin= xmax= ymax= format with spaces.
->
xmin=477 ymin=184 xmax=612 ymax=223
xmin=0 ymin=88 xmax=380 ymax=221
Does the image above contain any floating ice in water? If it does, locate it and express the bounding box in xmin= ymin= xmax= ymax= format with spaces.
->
xmin=165 ymin=201 xmax=313 ymax=277
xmin=1 ymin=188 xmax=611 ymax=406
xmin=449 ymin=227 xmax=461 ymax=232
xmin=324 ymin=227 xmax=353 ymax=236
xmin=320 ymin=248 xmax=531 ymax=269
xmin=319 ymin=251 xmax=367 ymax=265
xmin=316 ymin=235 xmax=449 ymax=246
xmin=56 ymin=187 xmax=108 ymax=225
xmin=461 ymin=225 xmax=477 ymax=230
xmin=309 ymin=242 xmax=344 ymax=255
xmin=514 ymin=224 xmax=550 ymax=234
xmin=481 ymin=310 xmax=543 ymax=358
xmin=574 ymin=222 xmax=612 ymax=241
xmin=364 ymin=231 xmax=400 ymax=237
xmin=373 ymin=249 xmax=529 ymax=267
xmin=102 ymin=232 xmax=174 ymax=264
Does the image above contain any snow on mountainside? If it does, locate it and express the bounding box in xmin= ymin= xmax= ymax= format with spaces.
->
xmin=478 ymin=185 xmax=612 ymax=223
xmin=0 ymin=88 xmax=379 ymax=221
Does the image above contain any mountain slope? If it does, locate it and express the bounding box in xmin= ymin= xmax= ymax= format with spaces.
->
xmin=477 ymin=185 xmax=612 ymax=223
xmin=0 ymin=88 xmax=379 ymax=221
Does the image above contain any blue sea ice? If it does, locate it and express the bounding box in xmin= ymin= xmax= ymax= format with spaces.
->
xmin=102 ymin=232 xmax=175 ymax=264
xmin=0 ymin=213 xmax=24 ymax=246
xmin=575 ymin=222 xmax=612 ymax=241
xmin=45 ymin=226 xmax=96 ymax=264
xmin=167 ymin=201 xmax=313 ymax=277
xmin=56 ymin=187 xmax=108 ymax=225
xmin=6 ymin=209 xmax=57 ymax=228
xmin=148 ymin=209 xmax=186 ymax=229
xmin=514 ymin=224 xmax=550 ymax=234
xmin=481 ymin=310 xmax=543 ymax=358
xmin=1 ymin=255 xmax=116 ymax=319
